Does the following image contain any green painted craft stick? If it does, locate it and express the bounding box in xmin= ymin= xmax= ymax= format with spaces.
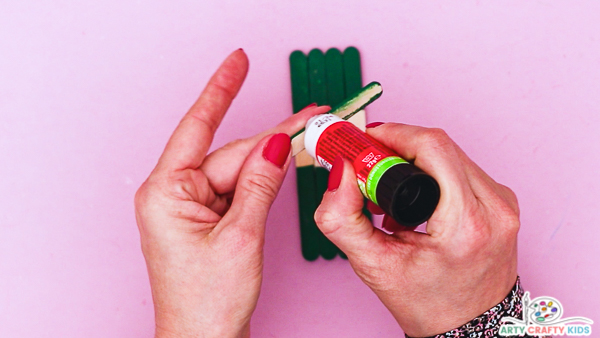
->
xmin=325 ymin=48 xmax=346 ymax=107
xmin=290 ymin=51 xmax=311 ymax=113
xmin=295 ymin=166 xmax=320 ymax=261
xmin=343 ymin=47 xmax=363 ymax=96
xmin=313 ymin=168 xmax=336 ymax=259
xmin=308 ymin=49 xmax=338 ymax=260
xmin=289 ymin=51 xmax=320 ymax=261
xmin=307 ymin=49 xmax=327 ymax=105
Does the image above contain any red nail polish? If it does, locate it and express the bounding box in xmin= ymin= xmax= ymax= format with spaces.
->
xmin=367 ymin=200 xmax=385 ymax=215
xmin=382 ymin=215 xmax=414 ymax=232
xmin=382 ymin=215 xmax=401 ymax=232
xmin=303 ymin=103 xmax=317 ymax=109
xmin=328 ymin=156 xmax=344 ymax=191
xmin=263 ymin=133 xmax=291 ymax=168
xmin=366 ymin=122 xmax=385 ymax=128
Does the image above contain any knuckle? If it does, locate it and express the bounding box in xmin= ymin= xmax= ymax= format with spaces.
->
xmin=500 ymin=206 xmax=521 ymax=237
xmin=134 ymin=181 xmax=161 ymax=235
xmin=492 ymin=185 xmax=521 ymax=236
xmin=240 ymin=172 xmax=280 ymax=204
xmin=314 ymin=205 xmax=364 ymax=237
xmin=134 ymin=182 xmax=153 ymax=210
xmin=167 ymin=170 xmax=197 ymax=200
xmin=134 ymin=176 xmax=171 ymax=214
xmin=420 ymin=128 xmax=454 ymax=151
xmin=314 ymin=207 xmax=341 ymax=236
xmin=500 ymin=184 xmax=520 ymax=214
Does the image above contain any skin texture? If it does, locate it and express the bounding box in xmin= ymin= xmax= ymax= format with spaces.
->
xmin=315 ymin=123 xmax=520 ymax=337
xmin=134 ymin=49 xmax=328 ymax=337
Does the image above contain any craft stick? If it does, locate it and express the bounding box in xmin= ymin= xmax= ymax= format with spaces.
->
xmin=325 ymin=48 xmax=346 ymax=107
xmin=290 ymin=51 xmax=320 ymax=261
xmin=342 ymin=47 xmax=368 ymax=134
xmin=290 ymin=51 xmax=311 ymax=112
xmin=290 ymin=82 xmax=382 ymax=156
xmin=343 ymin=47 xmax=363 ymax=95
xmin=308 ymin=49 xmax=339 ymax=260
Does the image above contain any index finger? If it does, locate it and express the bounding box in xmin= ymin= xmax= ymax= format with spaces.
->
xmin=157 ymin=49 xmax=249 ymax=171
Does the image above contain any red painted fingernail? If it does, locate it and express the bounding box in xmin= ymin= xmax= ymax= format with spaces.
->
xmin=328 ymin=156 xmax=344 ymax=191
xmin=263 ymin=133 xmax=291 ymax=168
xmin=382 ymin=215 xmax=403 ymax=232
xmin=367 ymin=200 xmax=385 ymax=215
xmin=382 ymin=215 xmax=414 ymax=232
xmin=303 ymin=103 xmax=317 ymax=109
xmin=366 ymin=122 xmax=384 ymax=128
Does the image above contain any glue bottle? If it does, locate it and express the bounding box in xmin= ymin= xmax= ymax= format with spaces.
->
xmin=304 ymin=114 xmax=440 ymax=227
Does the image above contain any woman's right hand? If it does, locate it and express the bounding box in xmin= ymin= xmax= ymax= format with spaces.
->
xmin=314 ymin=123 xmax=520 ymax=337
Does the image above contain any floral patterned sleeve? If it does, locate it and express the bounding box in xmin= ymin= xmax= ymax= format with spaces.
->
xmin=405 ymin=277 xmax=551 ymax=338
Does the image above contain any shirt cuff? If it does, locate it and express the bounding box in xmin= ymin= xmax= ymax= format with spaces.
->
xmin=405 ymin=277 xmax=549 ymax=338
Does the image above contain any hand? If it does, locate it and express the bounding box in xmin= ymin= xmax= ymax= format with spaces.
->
xmin=314 ymin=123 xmax=519 ymax=337
xmin=134 ymin=49 xmax=327 ymax=337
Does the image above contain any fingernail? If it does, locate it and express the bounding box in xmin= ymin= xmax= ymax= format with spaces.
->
xmin=328 ymin=156 xmax=344 ymax=191
xmin=367 ymin=200 xmax=385 ymax=215
xmin=238 ymin=48 xmax=244 ymax=51
xmin=303 ymin=103 xmax=317 ymax=109
xmin=366 ymin=122 xmax=385 ymax=128
xmin=263 ymin=133 xmax=291 ymax=168
xmin=382 ymin=215 xmax=402 ymax=232
xmin=382 ymin=215 xmax=413 ymax=232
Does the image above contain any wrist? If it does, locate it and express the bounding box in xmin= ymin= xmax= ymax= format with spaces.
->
xmin=403 ymin=276 xmax=523 ymax=338
xmin=155 ymin=313 xmax=250 ymax=338
xmin=155 ymin=325 xmax=250 ymax=338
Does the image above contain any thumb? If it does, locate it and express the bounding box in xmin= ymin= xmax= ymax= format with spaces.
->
xmin=222 ymin=133 xmax=291 ymax=232
xmin=315 ymin=157 xmax=386 ymax=257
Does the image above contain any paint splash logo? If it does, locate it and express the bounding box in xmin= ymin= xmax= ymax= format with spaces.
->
xmin=499 ymin=292 xmax=593 ymax=336
xmin=529 ymin=296 xmax=561 ymax=324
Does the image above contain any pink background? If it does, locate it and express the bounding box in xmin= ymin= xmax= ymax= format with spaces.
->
xmin=1 ymin=1 xmax=599 ymax=337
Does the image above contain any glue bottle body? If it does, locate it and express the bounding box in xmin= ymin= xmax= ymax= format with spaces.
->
xmin=304 ymin=114 xmax=440 ymax=227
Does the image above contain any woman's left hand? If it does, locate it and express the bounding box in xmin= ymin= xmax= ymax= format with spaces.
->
xmin=135 ymin=49 xmax=326 ymax=337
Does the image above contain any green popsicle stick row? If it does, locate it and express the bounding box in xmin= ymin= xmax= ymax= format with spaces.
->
xmin=289 ymin=47 xmax=374 ymax=261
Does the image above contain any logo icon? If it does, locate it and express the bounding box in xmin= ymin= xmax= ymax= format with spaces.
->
xmin=362 ymin=152 xmax=374 ymax=163
xmin=500 ymin=292 xmax=593 ymax=336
